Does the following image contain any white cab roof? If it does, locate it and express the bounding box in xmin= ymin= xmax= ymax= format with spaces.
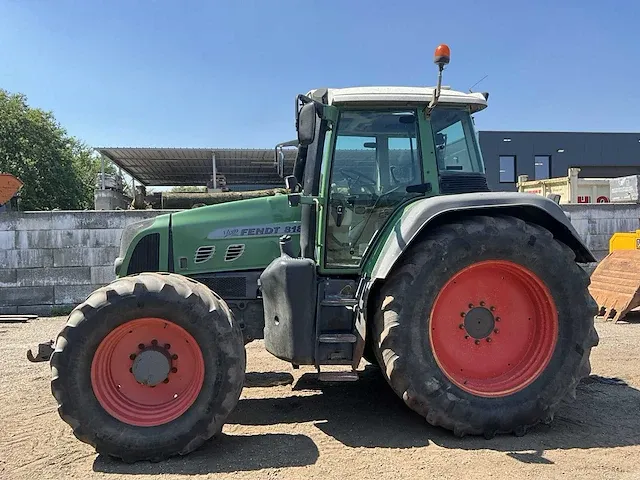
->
xmin=308 ymin=86 xmax=488 ymax=112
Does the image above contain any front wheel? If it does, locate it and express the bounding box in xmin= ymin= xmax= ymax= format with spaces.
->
xmin=373 ymin=215 xmax=599 ymax=437
xmin=51 ymin=273 xmax=246 ymax=462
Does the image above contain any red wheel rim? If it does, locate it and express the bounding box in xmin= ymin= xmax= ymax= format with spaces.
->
xmin=429 ymin=260 xmax=558 ymax=398
xmin=91 ymin=318 xmax=205 ymax=427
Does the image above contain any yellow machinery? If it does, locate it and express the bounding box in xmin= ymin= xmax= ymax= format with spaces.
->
xmin=589 ymin=230 xmax=640 ymax=322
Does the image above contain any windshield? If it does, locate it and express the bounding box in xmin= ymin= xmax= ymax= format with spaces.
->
xmin=431 ymin=108 xmax=485 ymax=174
xmin=325 ymin=109 xmax=423 ymax=268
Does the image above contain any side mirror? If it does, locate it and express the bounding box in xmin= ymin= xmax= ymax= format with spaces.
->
xmin=297 ymin=102 xmax=316 ymax=146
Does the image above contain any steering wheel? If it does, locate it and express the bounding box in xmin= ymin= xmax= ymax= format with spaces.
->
xmin=338 ymin=168 xmax=377 ymax=195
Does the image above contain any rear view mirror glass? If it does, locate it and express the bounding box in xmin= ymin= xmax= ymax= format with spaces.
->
xmin=297 ymin=103 xmax=316 ymax=146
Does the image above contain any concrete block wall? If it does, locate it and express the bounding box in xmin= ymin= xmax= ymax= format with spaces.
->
xmin=1 ymin=204 xmax=639 ymax=315
xmin=564 ymin=203 xmax=640 ymax=261
xmin=0 ymin=210 xmax=174 ymax=315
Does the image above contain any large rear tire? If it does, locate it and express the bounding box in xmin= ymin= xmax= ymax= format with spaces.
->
xmin=50 ymin=272 xmax=246 ymax=462
xmin=373 ymin=215 xmax=599 ymax=437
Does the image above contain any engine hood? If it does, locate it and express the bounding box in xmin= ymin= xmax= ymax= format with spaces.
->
xmin=170 ymin=193 xmax=301 ymax=274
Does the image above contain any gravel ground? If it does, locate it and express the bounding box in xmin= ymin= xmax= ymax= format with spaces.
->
xmin=1 ymin=316 xmax=640 ymax=480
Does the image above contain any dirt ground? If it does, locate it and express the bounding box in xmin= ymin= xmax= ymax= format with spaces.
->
xmin=1 ymin=317 xmax=640 ymax=480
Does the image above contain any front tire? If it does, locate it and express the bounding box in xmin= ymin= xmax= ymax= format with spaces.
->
xmin=373 ymin=215 xmax=598 ymax=437
xmin=51 ymin=273 xmax=246 ymax=462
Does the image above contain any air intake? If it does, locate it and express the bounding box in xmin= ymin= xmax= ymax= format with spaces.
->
xmin=439 ymin=174 xmax=490 ymax=194
xmin=127 ymin=233 xmax=160 ymax=275
xmin=225 ymin=244 xmax=245 ymax=262
xmin=194 ymin=245 xmax=215 ymax=264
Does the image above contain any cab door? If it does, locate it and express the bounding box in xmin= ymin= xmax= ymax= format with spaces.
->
xmin=317 ymin=108 xmax=439 ymax=274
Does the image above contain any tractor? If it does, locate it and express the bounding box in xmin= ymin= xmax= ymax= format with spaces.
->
xmin=48 ymin=45 xmax=599 ymax=462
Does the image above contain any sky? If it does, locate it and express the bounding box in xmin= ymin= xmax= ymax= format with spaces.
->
xmin=1 ymin=0 xmax=639 ymax=150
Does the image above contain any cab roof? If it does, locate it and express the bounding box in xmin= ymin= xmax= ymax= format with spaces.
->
xmin=307 ymin=86 xmax=488 ymax=113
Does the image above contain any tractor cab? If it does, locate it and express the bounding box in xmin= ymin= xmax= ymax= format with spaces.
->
xmin=259 ymin=48 xmax=494 ymax=372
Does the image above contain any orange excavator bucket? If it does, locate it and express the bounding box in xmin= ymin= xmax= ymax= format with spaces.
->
xmin=589 ymin=249 xmax=640 ymax=322
xmin=0 ymin=173 xmax=23 ymax=205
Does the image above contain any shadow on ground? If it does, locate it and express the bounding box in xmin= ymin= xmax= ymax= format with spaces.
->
xmin=93 ymin=432 xmax=319 ymax=474
xmin=228 ymin=365 xmax=640 ymax=458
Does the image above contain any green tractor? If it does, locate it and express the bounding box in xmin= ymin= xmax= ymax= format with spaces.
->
xmin=49 ymin=45 xmax=598 ymax=462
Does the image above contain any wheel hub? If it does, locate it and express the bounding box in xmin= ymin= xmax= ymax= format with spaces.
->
xmin=464 ymin=307 xmax=495 ymax=339
xmin=132 ymin=348 xmax=171 ymax=386
xmin=429 ymin=260 xmax=559 ymax=397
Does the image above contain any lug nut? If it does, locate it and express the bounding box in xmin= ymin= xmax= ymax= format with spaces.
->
xmin=151 ymin=339 xmax=158 ymax=346
xmin=495 ymin=317 xmax=501 ymax=322
xmin=171 ymin=367 xmax=178 ymax=373
xmin=459 ymin=324 xmax=464 ymax=329
xmin=480 ymin=301 xmax=485 ymax=306
xmin=138 ymin=343 xmax=145 ymax=350
xmin=464 ymin=335 xmax=470 ymax=339
xmin=460 ymin=312 xmax=466 ymax=317
xmin=494 ymin=328 xmax=500 ymax=334
xmin=163 ymin=378 xmax=169 ymax=384
xmin=486 ymin=337 xmax=492 ymax=343
xmin=164 ymin=343 xmax=171 ymax=350
xmin=468 ymin=303 xmax=474 ymax=308
xmin=129 ymin=367 xmax=133 ymax=373
xmin=129 ymin=353 xmax=137 ymax=360
xmin=171 ymin=354 xmax=178 ymax=360
xmin=490 ymin=306 xmax=496 ymax=312
xmin=475 ymin=339 xmax=480 ymax=345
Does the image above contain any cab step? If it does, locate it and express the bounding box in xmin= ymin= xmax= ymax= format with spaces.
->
xmin=320 ymin=298 xmax=358 ymax=307
xmin=318 ymin=370 xmax=359 ymax=382
xmin=318 ymin=333 xmax=357 ymax=344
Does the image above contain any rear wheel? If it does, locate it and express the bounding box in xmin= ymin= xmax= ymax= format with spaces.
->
xmin=51 ymin=273 xmax=245 ymax=462
xmin=373 ymin=215 xmax=598 ymax=437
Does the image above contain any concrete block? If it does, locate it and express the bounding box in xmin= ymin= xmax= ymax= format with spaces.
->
xmin=583 ymin=234 xmax=612 ymax=252
xmin=0 ymin=249 xmax=54 ymax=268
xmin=87 ymin=229 xmax=122 ymax=248
xmin=54 ymin=284 xmax=101 ymax=305
xmin=17 ymin=230 xmax=96 ymax=249
xmin=0 ymin=213 xmax=17 ymax=230
xmin=15 ymin=212 xmax=53 ymax=230
xmin=91 ymin=265 xmax=116 ymax=285
xmin=79 ymin=212 xmax=127 ymax=230
xmin=53 ymin=246 xmax=120 ymax=267
xmin=0 ymin=212 xmax=54 ymax=231
xmin=0 ymin=268 xmax=17 ymax=287
xmin=0 ymin=306 xmax=18 ymax=314
xmin=0 ymin=286 xmax=54 ymax=306
xmin=0 ymin=231 xmax=15 ymax=250
xmin=16 ymin=230 xmax=50 ymax=249
xmin=586 ymin=217 xmax=640 ymax=236
xmin=50 ymin=212 xmax=127 ymax=230
xmin=50 ymin=230 xmax=92 ymax=248
xmin=564 ymin=204 xmax=640 ymax=220
xmin=569 ymin=218 xmax=588 ymax=238
xmin=16 ymin=266 xmax=92 ymax=287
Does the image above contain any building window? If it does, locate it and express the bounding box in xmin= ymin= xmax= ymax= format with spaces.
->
xmin=534 ymin=155 xmax=551 ymax=180
xmin=499 ymin=155 xmax=516 ymax=183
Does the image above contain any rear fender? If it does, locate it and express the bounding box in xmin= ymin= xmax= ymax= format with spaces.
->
xmin=369 ymin=192 xmax=595 ymax=281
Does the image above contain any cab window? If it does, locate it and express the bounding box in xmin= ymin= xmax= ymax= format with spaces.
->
xmin=431 ymin=108 xmax=484 ymax=174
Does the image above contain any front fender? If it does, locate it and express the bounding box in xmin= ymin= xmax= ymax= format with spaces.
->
xmin=368 ymin=192 xmax=595 ymax=280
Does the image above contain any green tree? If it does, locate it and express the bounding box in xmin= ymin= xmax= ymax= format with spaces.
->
xmin=0 ymin=89 xmax=110 ymax=210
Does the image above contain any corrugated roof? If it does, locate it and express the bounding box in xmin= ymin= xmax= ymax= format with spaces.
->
xmin=97 ymin=147 xmax=297 ymax=186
